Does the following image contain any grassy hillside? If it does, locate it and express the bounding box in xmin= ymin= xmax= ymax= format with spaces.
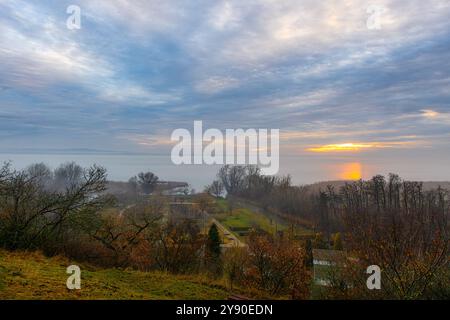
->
xmin=214 ymin=198 xmax=314 ymax=240
xmin=216 ymin=208 xmax=284 ymax=235
xmin=0 ymin=250 xmax=235 ymax=300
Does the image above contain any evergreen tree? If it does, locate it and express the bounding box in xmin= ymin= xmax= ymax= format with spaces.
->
xmin=206 ymin=224 xmax=222 ymax=277
xmin=207 ymin=224 xmax=221 ymax=258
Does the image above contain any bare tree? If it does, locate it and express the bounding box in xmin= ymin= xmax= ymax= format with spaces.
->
xmin=137 ymin=172 xmax=159 ymax=194
xmin=91 ymin=198 xmax=165 ymax=267
xmin=246 ymin=232 xmax=311 ymax=298
xmin=54 ymin=161 xmax=83 ymax=190
xmin=324 ymin=174 xmax=450 ymax=299
xmin=217 ymin=165 xmax=247 ymax=195
xmin=128 ymin=176 xmax=139 ymax=196
xmin=26 ymin=163 xmax=53 ymax=188
xmin=0 ymin=163 xmax=111 ymax=251
xmin=152 ymin=219 xmax=205 ymax=274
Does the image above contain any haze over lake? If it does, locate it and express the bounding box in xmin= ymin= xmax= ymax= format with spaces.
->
xmin=2 ymin=152 xmax=448 ymax=191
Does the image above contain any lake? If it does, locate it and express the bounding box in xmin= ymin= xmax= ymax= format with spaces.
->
xmin=1 ymin=152 xmax=447 ymax=191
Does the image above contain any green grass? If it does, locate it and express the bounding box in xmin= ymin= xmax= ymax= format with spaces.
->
xmin=213 ymin=198 xmax=314 ymax=240
xmin=236 ymin=208 xmax=280 ymax=231
xmin=215 ymin=198 xmax=229 ymax=212
xmin=0 ymin=249 xmax=234 ymax=300
xmin=215 ymin=207 xmax=287 ymax=240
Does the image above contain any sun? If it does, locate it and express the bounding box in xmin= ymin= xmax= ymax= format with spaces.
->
xmin=340 ymin=162 xmax=362 ymax=180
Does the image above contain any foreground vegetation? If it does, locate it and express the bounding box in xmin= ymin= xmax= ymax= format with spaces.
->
xmin=0 ymin=161 xmax=448 ymax=300
xmin=0 ymin=249 xmax=244 ymax=300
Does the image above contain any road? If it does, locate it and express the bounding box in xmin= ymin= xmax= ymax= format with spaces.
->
xmin=210 ymin=217 xmax=247 ymax=248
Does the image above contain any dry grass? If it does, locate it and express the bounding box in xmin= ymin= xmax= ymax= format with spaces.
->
xmin=0 ymin=249 xmax=238 ymax=300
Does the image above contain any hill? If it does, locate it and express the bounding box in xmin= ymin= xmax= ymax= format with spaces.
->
xmin=0 ymin=250 xmax=237 ymax=300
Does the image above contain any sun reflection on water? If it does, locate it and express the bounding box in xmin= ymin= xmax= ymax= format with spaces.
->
xmin=339 ymin=162 xmax=362 ymax=180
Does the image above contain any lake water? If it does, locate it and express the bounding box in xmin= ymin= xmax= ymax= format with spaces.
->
xmin=0 ymin=153 xmax=334 ymax=190
xmin=1 ymin=153 xmax=448 ymax=191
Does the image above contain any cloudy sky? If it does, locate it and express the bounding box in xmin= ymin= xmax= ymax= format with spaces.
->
xmin=1 ymin=0 xmax=450 ymax=183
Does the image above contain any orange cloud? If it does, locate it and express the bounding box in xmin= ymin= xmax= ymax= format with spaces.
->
xmin=306 ymin=141 xmax=415 ymax=153
xmin=421 ymin=109 xmax=439 ymax=118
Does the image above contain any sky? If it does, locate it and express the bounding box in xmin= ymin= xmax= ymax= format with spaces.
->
xmin=1 ymin=0 xmax=450 ymax=184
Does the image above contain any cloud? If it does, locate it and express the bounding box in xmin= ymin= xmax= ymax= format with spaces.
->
xmin=121 ymin=133 xmax=174 ymax=147
xmin=194 ymin=76 xmax=240 ymax=94
xmin=306 ymin=141 xmax=419 ymax=153
xmin=0 ymin=0 xmax=449 ymax=163
xmin=420 ymin=109 xmax=450 ymax=124
xmin=0 ymin=0 xmax=177 ymax=106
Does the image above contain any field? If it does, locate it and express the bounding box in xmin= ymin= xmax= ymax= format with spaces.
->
xmin=0 ymin=250 xmax=236 ymax=300
xmin=213 ymin=198 xmax=313 ymax=240
xmin=215 ymin=208 xmax=285 ymax=237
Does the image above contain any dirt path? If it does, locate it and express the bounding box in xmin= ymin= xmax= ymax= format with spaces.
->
xmin=210 ymin=217 xmax=247 ymax=248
